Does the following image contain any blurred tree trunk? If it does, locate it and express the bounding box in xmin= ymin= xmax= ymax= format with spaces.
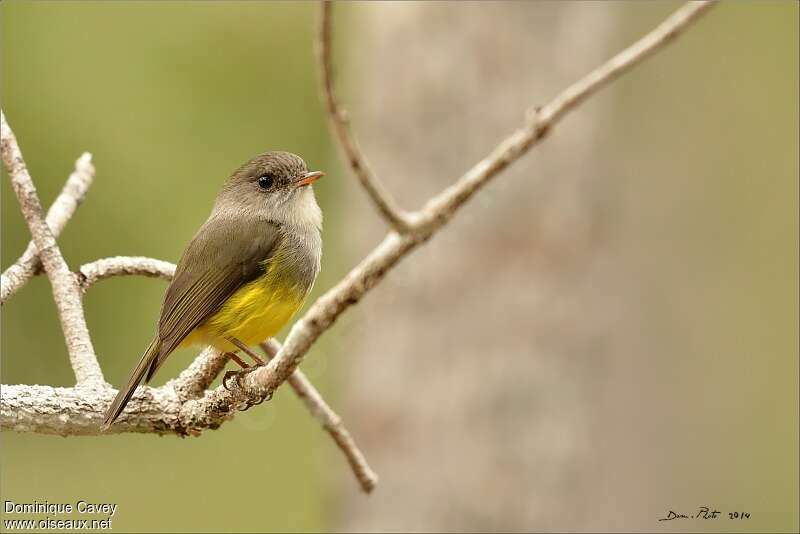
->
xmin=334 ymin=3 xmax=647 ymax=530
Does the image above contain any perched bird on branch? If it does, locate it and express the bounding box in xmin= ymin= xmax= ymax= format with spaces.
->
xmin=103 ymin=152 xmax=324 ymax=428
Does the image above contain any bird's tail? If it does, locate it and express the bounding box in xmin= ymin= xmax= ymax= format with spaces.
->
xmin=102 ymin=338 xmax=161 ymax=430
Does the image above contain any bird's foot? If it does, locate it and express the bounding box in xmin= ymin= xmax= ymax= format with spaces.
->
xmin=222 ymin=366 xmax=270 ymax=410
xmin=222 ymin=369 xmax=247 ymax=391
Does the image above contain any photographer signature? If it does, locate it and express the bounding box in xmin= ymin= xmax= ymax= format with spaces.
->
xmin=658 ymin=507 xmax=751 ymax=521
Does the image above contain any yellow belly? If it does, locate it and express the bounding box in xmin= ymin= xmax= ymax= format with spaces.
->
xmin=180 ymin=272 xmax=305 ymax=353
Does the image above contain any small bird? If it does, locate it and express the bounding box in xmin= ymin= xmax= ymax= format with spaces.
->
xmin=103 ymin=152 xmax=324 ymax=429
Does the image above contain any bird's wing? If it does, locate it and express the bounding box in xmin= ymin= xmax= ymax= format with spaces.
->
xmin=153 ymin=214 xmax=281 ymax=370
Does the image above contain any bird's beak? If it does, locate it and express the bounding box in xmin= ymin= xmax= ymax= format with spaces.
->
xmin=295 ymin=171 xmax=325 ymax=188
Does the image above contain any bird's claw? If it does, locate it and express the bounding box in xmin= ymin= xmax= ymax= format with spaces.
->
xmin=222 ymin=366 xmax=270 ymax=410
xmin=222 ymin=369 xmax=246 ymax=391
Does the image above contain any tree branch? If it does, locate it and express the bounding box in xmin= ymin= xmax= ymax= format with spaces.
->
xmin=170 ymin=347 xmax=228 ymax=402
xmin=227 ymin=0 xmax=718 ymax=404
xmin=0 ymin=111 xmax=104 ymax=386
xmin=0 ymin=336 xmax=376 ymax=489
xmin=0 ymin=383 xmax=181 ymax=436
xmin=0 ymin=0 xmax=717 ymax=492
xmin=411 ymin=0 xmax=718 ymax=233
xmin=537 ymin=0 xmax=717 ymax=128
xmin=69 ymin=255 xmax=377 ymax=491
xmin=77 ymin=255 xmax=176 ymax=292
xmin=318 ymin=1 xmax=413 ymax=233
xmin=261 ymin=339 xmax=378 ymax=493
xmin=1 ymin=152 xmax=95 ymax=304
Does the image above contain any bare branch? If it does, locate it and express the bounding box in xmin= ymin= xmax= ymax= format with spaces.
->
xmin=169 ymin=347 xmax=228 ymax=402
xmin=0 ymin=383 xmax=181 ymax=436
xmin=66 ymin=255 xmax=377 ymax=489
xmin=0 ymin=0 xmax=716 ymax=491
xmin=0 ymin=111 xmax=104 ymax=386
xmin=317 ymin=1 xmax=413 ymax=233
xmin=1 ymin=153 xmax=95 ymax=304
xmin=238 ymin=233 xmax=416 ymax=396
xmin=537 ymin=0 xmax=717 ymax=128
xmin=411 ymin=0 xmax=718 ymax=233
xmin=78 ymin=255 xmax=175 ymax=291
xmin=76 ymin=257 xmax=231 ymax=400
xmin=261 ymin=339 xmax=378 ymax=493
xmin=228 ymin=0 xmax=718 ymax=406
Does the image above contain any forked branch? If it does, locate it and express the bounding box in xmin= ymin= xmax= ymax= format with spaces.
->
xmin=0 ymin=0 xmax=717 ymax=494
xmin=317 ymin=0 xmax=414 ymax=232
xmin=1 ymin=112 xmax=103 ymax=386
xmin=1 ymin=152 xmax=95 ymax=304
xmin=231 ymin=0 xmax=718 ymax=402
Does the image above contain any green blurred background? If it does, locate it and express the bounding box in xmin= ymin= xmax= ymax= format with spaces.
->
xmin=1 ymin=1 xmax=798 ymax=533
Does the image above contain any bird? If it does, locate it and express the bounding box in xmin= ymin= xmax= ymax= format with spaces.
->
xmin=102 ymin=151 xmax=324 ymax=429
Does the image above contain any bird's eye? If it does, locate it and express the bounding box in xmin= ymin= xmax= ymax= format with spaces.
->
xmin=257 ymin=174 xmax=274 ymax=190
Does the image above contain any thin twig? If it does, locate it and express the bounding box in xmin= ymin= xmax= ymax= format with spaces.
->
xmin=537 ymin=0 xmax=717 ymax=128
xmin=411 ymin=0 xmax=718 ymax=233
xmin=224 ymin=0 xmax=719 ymax=405
xmin=318 ymin=1 xmax=413 ymax=233
xmin=0 ymin=111 xmax=104 ymax=386
xmin=78 ymin=256 xmax=176 ymax=292
xmin=261 ymin=339 xmax=378 ymax=493
xmin=1 ymin=153 xmax=95 ymax=304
